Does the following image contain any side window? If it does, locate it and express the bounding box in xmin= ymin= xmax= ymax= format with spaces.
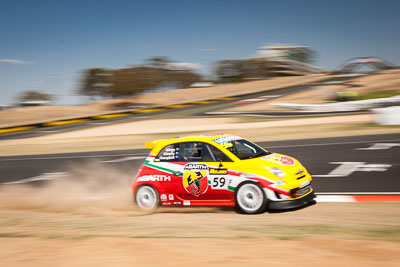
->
xmin=206 ymin=144 xmax=233 ymax=162
xmin=155 ymin=143 xmax=180 ymax=162
xmin=180 ymin=142 xmax=213 ymax=162
xmin=155 ymin=142 xmax=233 ymax=162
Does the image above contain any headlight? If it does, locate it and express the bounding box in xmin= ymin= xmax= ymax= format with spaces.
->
xmin=269 ymin=167 xmax=286 ymax=178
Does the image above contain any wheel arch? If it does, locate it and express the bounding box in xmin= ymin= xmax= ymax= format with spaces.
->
xmin=234 ymin=180 xmax=268 ymax=214
xmin=134 ymin=184 xmax=161 ymax=207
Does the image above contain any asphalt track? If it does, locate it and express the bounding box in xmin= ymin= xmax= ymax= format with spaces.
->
xmin=0 ymin=75 xmax=358 ymax=141
xmin=0 ymin=133 xmax=399 ymax=194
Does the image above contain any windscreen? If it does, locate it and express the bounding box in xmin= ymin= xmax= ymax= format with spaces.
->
xmin=213 ymin=137 xmax=270 ymax=160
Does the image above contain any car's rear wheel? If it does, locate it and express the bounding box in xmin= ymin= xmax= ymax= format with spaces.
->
xmin=235 ymin=182 xmax=267 ymax=214
xmin=135 ymin=185 xmax=159 ymax=212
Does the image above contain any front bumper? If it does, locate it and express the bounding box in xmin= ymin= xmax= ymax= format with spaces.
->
xmin=268 ymin=191 xmax=316 ymax=210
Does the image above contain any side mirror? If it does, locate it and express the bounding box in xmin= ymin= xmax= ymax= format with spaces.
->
xmin=218 ymin=160 xmax=224 ymax=169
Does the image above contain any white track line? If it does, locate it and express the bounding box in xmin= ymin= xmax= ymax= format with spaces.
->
xmin=355 ymin=143 xmax=400 ymax=150
xmin=265 ymin=138 xmax=400 ymax=149
xmin=1 ymin=172 xmax=68 ymax=184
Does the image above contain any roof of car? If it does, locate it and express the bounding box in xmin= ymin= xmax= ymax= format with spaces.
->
xmin=145 ymin=133 xmax=238 ymax=149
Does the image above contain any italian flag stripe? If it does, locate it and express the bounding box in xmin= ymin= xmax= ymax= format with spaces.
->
xmin=144 ymin=161 xmax=182 ymax=176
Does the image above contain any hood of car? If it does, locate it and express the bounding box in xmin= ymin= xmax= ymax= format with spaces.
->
xmin=238 ymin=153 xmax=305 ymax=180
xmin=242 ymin=153 xmax=298 ymax=168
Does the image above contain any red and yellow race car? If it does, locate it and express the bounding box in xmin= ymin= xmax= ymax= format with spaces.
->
xmin=132 ymin=134 xmax=315 ymax=214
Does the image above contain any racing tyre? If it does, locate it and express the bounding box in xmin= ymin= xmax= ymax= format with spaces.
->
xmin=135 ymin=185 xmax=160 ymax=212
xmin=235 ymin=182 xmax=267 ymax=214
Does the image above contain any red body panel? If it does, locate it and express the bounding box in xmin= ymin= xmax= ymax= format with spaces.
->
xmin=133 ymin=160 xmax=237 ymax=207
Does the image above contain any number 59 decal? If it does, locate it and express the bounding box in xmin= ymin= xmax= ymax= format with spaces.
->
xmin=212 ymin=176 xmax=226 ymax=188
xmin=209 ymin=168 xmax=230 ymax=190
xmin=209 ymin=175 xmax=230 ymax=190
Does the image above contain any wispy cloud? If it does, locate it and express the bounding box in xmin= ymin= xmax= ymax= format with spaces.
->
xmin=0 ymin=59 xmax=34 ymax=64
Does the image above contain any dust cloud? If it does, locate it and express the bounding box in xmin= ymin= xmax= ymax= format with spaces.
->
xmin=0 ymin=162 xmax=142 ymax=215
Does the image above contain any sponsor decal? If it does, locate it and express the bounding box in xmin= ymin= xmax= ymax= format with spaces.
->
xmin=158 ymin=145 xmax=179 ymax=160
xmin=168 ymin=194 xmax=174 ymax=200
xmin=159 ymin=156 xmax=175 ymax=160
xmin=173 ymin=201 xmax=182 ymax=205
xmin=209 ymin=168 xmax=227 ymax=175
xmin=213 ymin=136 xmax=241 ymax=145
xmin=137 ymin=175 xmax=171 ymax=182
xmin=183 ymin=200 xmax=190 ymax=206
xmin=162 ymin=202 xmax=171 ymax=206
xmin=220 ymin=142 xmax=233 ymax=149
xmin=184 ymin=163 xmax=208 ymax=170
xmin=183 ymin=163 xmax=208 ymax=197
xmin=160 ymin=194 xmax=167 ymax=201
xmin=262 ymin=154 xmax=295 ymax=166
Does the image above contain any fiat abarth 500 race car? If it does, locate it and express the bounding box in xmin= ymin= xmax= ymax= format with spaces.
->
xmin=132 ymin=134 xmax=315 ymax=214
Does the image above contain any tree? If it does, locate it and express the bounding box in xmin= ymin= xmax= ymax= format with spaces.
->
xmin=108 ymin=66 xmax=161 ymax=97
xmin=18 ymin=90 xmax=52 ymax=102
xmin=166 ymin=70 xmax=202 ymax=88
xmin=78 ymin=68 xmax=111 ymax=98
xmin=144 ymin=56 xmax=171 ymax=69
xmin=79 ymin=58 xmax=203 ymax=99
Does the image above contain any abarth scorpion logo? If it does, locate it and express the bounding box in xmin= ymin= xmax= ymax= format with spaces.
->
xmin=183 ymin=164 xmax=208 ymax=197
xmin=187 ymin=171 xmax=204 ymax=194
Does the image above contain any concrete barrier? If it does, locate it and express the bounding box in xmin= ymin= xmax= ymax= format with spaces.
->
xmin=373 ymin=106 xmax=400 ymax=125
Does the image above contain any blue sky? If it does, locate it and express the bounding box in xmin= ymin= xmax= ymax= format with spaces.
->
xmin=1 ymin=0 xmax=399 ymax=105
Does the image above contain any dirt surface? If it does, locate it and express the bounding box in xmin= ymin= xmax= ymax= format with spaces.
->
xmin=20 ymin=114 xmax=372 ymax=140
xmin=0 ymin=201 xmax=399 ymax=267
xmin=92 ymin=74 xmax=330 ymax=108
xmin=0 ymin=165 xmax=399 ymax=266
xmin=224 ymin=69 xmax=400 ymax=112
xmin=0 ymin=75 xmax=329 ymax=128
xmin=0 ymin=105 xmax=111 ymax=128
xmin=1 ymin=236 xmax=399 ymax=267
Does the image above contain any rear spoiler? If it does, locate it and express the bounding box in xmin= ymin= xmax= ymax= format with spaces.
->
xmin=145 ymin=139 xmax=166 ymax=149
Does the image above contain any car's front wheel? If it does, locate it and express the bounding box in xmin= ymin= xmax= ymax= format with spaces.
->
xmin=235 ymin=182 xmax=267 ymax=214
xmin=135 ymin=185 xmax=160 ymax=212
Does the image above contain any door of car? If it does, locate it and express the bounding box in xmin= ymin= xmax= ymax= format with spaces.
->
xmin=172 ymin=141 xmax=235 ymax=202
